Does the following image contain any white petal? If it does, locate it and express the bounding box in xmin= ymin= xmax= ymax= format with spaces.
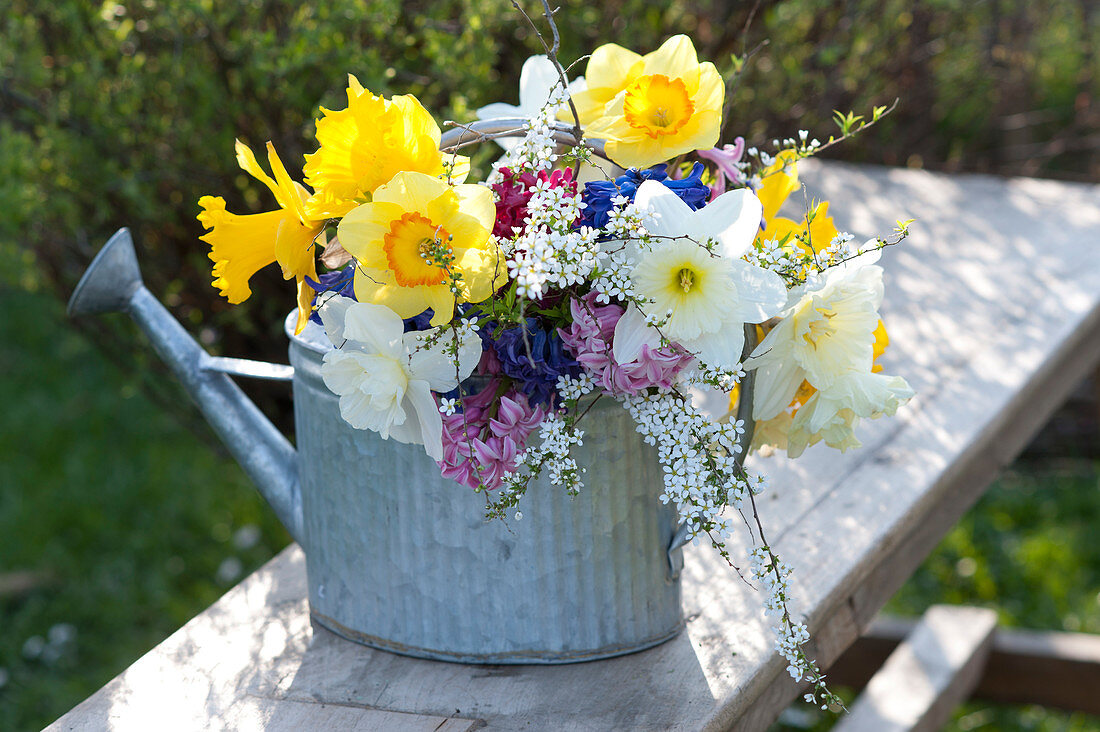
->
xmin=405 ymin=328 xmax=482 ymax=390
xmin=680 ymin=320 xmax=744 ymax=372
xmin=341 ymin=302 xmax=405 ymax=357
xmin=406 ymin=380 xmax=445 ymax=461
xmin=634 ymin=180 xmax=692 ymax=237
xmin=819 ymin=372 xmax=914 ymax=421
xmin=518 ymin=55 xmax=560 ymax=112
xmin=318 ymin=295 xmax=356 ymax=346
xmin=729 ymin=259 xmax=789 ymax=323
xmin=612 ymin=303 xmax=661 ymax=364
xmin=749 ymin=328 xmax=805 ymax=422
xmin=690 ymin=188 xmax=763 ymax=259
xmin=320 ymin=350 xmax=365 ymax=396
xmin=475 ymin=102 xmax=523 ymax=120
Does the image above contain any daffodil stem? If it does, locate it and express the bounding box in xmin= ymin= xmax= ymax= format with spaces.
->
xmin=733 ymin=323 xmax=758 ymax=472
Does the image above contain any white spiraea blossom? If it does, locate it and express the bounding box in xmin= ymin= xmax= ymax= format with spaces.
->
xmin=624 ymin=180 xmax=788 ymax=370
xmin=318 ymin=296 xmax=481 ymax=461
xmin=748 ymin=250 xmax=914 ymax=456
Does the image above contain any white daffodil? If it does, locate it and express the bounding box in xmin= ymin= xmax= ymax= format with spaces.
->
xmin=476 ymin=54 xmax=587 ymax=153
xmin=783 ymin=371 xmax=914 ymax=457
xmin=318 ymin=296 xmax=481 ymax=461
xmin=747 ymin=250 xmax=914 ymax=455
xmin=624 ymin=180 xmax=788 ymax=370
xmin=750 ymin=250 xmax=889 ymax=420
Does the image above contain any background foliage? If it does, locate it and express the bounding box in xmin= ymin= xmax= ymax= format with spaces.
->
xmin=2 ymin=1 xmax=1097 ymax=730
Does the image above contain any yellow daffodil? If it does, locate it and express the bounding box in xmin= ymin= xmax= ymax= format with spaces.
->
xmin=304 ymin=76 xmax=469 ymax=219
xmin=755 ymin=151 xmax=839 ymax=259
xmin=573 ymin=35 xmax=723 ymax=169
xmin=337 ymin=172 xmax=505 ymax=326
xmin=198 ymin=140 xmax=324 ymax=334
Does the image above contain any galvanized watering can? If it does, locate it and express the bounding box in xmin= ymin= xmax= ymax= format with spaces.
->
xmin=68 ymin=226 xmax=689 ymax=663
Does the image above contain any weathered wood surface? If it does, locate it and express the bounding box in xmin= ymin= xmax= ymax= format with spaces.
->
xmin=832 ymin=606 xmax=998 ymax=732
xmin=48 ymin=162 xmax=1100 ymax=732
xmin=829 ymin=613 xmax=1100 ymax=715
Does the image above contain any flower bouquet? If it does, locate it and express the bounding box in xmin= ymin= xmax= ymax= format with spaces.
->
xmin=194 ymin=10 xmax=913 ymax=706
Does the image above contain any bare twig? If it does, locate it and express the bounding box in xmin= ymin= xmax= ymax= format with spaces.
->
xmin=510 ymin=0 xmax=584 ymax=172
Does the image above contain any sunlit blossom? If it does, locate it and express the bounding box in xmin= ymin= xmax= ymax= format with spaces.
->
xmin=304 ymin=76 xmax=469 ymax=219
xmin=337 ymin=172 xmax=506 ymax=326
xmin=197 ymin=140 xmax=324 ymax=334
xmin=318 ymin=296 xmax=481 ymax=460
xmin=747 ymin=251 xmax=913 ymax=454
xmin=476 ymin=54 xmax=587 ymax=153
xmin=574 ymin=35 xmax=723 ymax=168
xmin=624 ymin=180 xmax=787 ymax=370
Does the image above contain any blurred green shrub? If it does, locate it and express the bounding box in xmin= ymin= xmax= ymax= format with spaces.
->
xmin=2 ymin=0 xmax=1096 ymax=428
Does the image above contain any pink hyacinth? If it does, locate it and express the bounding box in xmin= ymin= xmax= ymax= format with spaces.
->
xmin=558 ymin=292 xmax=694 ymax=396
xmin=438 ymin=381 xmax=546 ymax=491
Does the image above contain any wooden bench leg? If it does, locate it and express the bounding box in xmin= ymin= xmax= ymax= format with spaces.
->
xmin=832 ymin=605 xmax=998 ymax=732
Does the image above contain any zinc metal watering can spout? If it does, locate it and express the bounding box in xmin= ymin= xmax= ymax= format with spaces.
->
xmin=67 ymin=228 xmax=305 ymax=545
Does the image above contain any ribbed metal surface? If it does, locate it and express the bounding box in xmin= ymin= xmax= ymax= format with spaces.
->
xmin=288 ymin=316 xmax=684 ymax=663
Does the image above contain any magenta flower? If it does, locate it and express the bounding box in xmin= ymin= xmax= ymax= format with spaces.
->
xmin=696 ymin=137 xmax=746 ymax=199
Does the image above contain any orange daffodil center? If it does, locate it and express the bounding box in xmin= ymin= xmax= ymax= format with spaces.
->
xmin=383 ymin=212 xmax=453 ymax=288
xmin=572 ymin=35 xmax=723 ymax=169
xmin=622 ymin=74 xmax=695 ymax=139
xmin=337 ymin=171 xmax=506 ymax=327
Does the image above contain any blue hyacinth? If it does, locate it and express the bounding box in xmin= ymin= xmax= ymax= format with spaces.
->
xmin=483 ymin=318 xmax=581 ymax=408
xmin=579 ymin=162 xmax=710 ymax=230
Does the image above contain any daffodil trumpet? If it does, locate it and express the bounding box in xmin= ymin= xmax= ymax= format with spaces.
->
xmin=197 ymin=139 xmax=326 ymax=334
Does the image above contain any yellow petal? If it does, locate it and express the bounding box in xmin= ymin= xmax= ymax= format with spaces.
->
xmin=265 ymin=142 xmax=310 ymax=225
xmin=294 ymin=277 xmax=315 ymax=335
xmin=442 ymin=153 xmax=471 ymax=184
xmin=568 ymin=87 xmax=618 ymax=127
xmin=449 ymin=184 xmax=496 ymax=234
xmin=872 ymin=319 xmax=889 ymax=372
xmin=234 ymin=140 xmax=284 ymax=206
xmin=354 ymin=266 xmax=432 ymax=320
xmin=585 ymin=43 xmax=643 ymax=95
xmin=304 ymin=189 xmax=360 ymax=220
xmin=337 ymin=200 xmax=404 ymax=264
xmin=693 ymin=63 xmax=724 ymax=113
xmin=305 ymin=84 xmax=454 ymax=215
xmin=642 ymin=35 xmax=699 ymax=79
xmin=757 ymin=150 xmax=800 ymax=224
xmin=272 ymin=215 xmax=322 ymax=282
xmin=198 ymin=195 xmax=280 ymax=304
xmin=425 ymin=286 xmax=457 ymax=326
xmin=347 ymin=73 xmax=365 ymax=97
xmin=373 ymin=171 xmax=449 ymax=213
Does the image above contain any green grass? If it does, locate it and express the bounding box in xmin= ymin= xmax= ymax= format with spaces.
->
xmin=0 ymin=286 xmax=289 ymax=731
xmin=3 ymin=284 xmax=1098 ymax=731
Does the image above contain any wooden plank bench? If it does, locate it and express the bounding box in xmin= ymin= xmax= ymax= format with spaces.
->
xmin=48 ymin=161 xmax=1100 ymax=731
xmin=832 ymin=605 xmax=999 ymax=732
xmin=829 ymin=610 xmax=1100 ymax=717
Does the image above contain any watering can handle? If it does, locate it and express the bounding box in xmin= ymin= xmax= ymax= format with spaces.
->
xmin=666 ymin=521 xmax=693 ymax=580
xmin=201 ymin=355 xmax=294 ymax=381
